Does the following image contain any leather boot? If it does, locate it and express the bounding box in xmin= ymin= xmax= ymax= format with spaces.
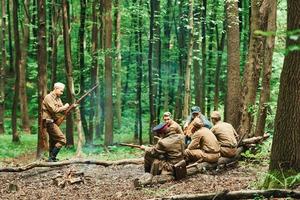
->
xmin=48 ymin=147 xmax=61 ymax=162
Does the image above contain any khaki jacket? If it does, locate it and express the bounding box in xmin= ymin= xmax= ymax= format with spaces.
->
xmin=187 ymin=127 xmax=220 ymax=153
xmin=145 ymin=132 xmax=185 ymax=165
xmin=42 ymin=92 xmax=66 ymax=120
xmin=211 ymin=121 xmax=238 ymax=147
xmin=168 ymin=120 xmax=184 ymax=135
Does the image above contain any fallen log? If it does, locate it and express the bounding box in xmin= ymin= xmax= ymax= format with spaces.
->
xmin=0 ymin=158 xmax=144 ymax=173
xmin=239 ymin=133 xmax=270 ymax=146
xmin=149 ymin=189 xmax=300 ymax=200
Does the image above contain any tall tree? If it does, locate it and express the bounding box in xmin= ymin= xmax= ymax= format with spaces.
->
xmin=103 ymin=0 xmax=113 ymax=146
xmin=148 ymin=0 xmax=157 ymax=143
xmin=19 ymin=0 xmax=31 ymax=133
xmin=6 ymin=0 xmax=13 ymax=74
xmin=62 ymin=0 xmax=75 ymax=146
xmin=89 ymin=0 xmax=99 ymax=143
xmin=114 ymin=0 xmax=122 ymax=129
xmin=78 ymin=0 xmax=89 ymax=140
xmin=225 ymin=0 xmax=241 ymax=130
xmin=200 ymin=0 xmax=207 ymax=113
xmin=239 ymin=0 xmax=268 ymax=138
xmin=269 ymin=0 xmax=300 ymax=172
xmin=255 ymin=0 xmax=276 ymax=136
xmin=50 ymin=0 xmax=59 ymax=87
xmin=11 ymin=0 xmax=20 ymax=143
xmin=36 ymin=0 xmax=48 ymax=158
xmin=0 ymin=0 xmax=6 ymax=134
xmin=183 ymin=0 xmax=194 ymax=118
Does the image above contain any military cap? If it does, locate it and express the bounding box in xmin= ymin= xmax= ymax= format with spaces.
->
xmin=211 ymin=111 xmax=221 ymax=119
xmin=191 ymin=106 xmax=201 ymax=114
xmin=152 ymin=122 xmax=168 ymax=133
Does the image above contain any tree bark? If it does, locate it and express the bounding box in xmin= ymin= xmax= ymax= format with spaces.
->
xmin=183 ymin=0 xmax=194 ymax=118
xmin=269 ymin=0 xmax=300 ymax=172
xmin=255 ymin=0 xmax=276 ymax=137
xmin=78 ymin=0 xmax=89 ymax=141
xmin=114 ymin=0 xmax=122 ymax=129
xmin=103 ymin=0 xmax=113 ymax=146
xmin=148 ymin=0 xmax=157 ymax=144
xmin=50 ymin=0 xmax=59 ymax=88
xmin=11 ymin=0 xmax=21 ymax=143
xmin=239 ymin=0 xmax=266 ymax=139
xmin=6 ymin=0 xmax=14 ymax=74
xmin=19 ymin=0 xmax=31 ymax=134
xmin=200 ymin=0 xmax=207 ymax=114
xmin=62 ymin=0 xmax=75 ymax=147
xmin=0 ymin=0 xmax=6 ymax=134
xmin=36 ymin=0 xmax=48 ymax=158
xmin=225 ymin=0 xmax=241 ymax=130
xmin=0 ymin=158 xmax=144 ymax=172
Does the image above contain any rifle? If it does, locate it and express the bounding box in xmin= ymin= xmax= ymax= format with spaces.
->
xmin=119 ymin=143 xmax=143 ymax=149
xmin=55 ymin=84 xmax=99 ymax=126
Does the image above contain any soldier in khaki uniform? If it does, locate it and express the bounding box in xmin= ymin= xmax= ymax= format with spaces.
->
xmin=42 ymin=82 xmax=70 ymax=162
xmin=184 ymin=118 xmax=220 ymax=163
xmin=210 ymin=111 xmax=239 ymax=158
xmin=163 ymin=112 xmax=183 ymax=135
xmin=141 ymin=123 xmax=185 ymax=176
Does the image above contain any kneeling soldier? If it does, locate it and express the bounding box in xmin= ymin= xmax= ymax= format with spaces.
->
xmin=184 ymin=118 xmax=220 ymax=163
xmin=210 ymin=111 xmax=239 ymax=158
xmin=141 ymin=123 xmax=185 ymax=176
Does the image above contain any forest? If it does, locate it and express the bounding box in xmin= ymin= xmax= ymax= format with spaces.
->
xmin=0 ymin=0 xmax=300 ymax=199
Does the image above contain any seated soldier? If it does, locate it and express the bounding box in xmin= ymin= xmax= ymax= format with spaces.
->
xmin=140 ymin=123 xmax=185 ymax=176
xmin=183 ymin=106 xmax=212 ymax=131
xmin=210 ymin=111 xmax=239 ymax=158
xmin=184 ymin=118 xmax=220 ymax=163
xmin=163 ymin=111 xmax=183 ymax=135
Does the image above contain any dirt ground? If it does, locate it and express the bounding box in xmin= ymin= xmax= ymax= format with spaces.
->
xmin=0 ymin=154 xmax=269 ymax=200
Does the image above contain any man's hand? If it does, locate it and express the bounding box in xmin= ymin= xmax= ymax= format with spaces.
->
xmin=62 ymin=103 xmax=69 ymax=110
xmin=140 ymin=145 xmax=146 ymax=151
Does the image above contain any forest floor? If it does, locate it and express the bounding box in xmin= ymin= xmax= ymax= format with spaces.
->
xmin=0 ymin=152 xmax=275 ymax=200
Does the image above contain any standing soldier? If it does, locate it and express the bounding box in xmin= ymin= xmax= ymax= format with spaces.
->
xmin=184 ymin=117 xmax=220 ymax=164
xmin=42 ymin=82 xmax=70 ymax=162
xmin=162 ymin=112 xmax=183 ymax=135
xmin=210 ymin=111 xmax=239 ymax=158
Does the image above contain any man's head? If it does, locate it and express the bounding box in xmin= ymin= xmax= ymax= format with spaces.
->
xmin=163 ymin=112 xmax=172 ymax=124
xmin=53 ymin=82 xmax=65 ymax=97
xmin=152 ymin=122 xmax=169 ymax=136
xmin=191 ymin=106 xmax=201 ymax=118
xmin=211 ymin=111 xmax=221 ymax=125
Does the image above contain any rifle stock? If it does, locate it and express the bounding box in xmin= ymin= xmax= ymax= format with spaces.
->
xmin=54 ymin=84 xmax=99 ymax=126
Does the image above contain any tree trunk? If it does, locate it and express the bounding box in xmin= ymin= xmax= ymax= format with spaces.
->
xmin=103 ymin=0 xmax=113 ymax=146
xmin=133 ymin=0 xmax=143 ymax=144
xmin=173 ymin=0 xmax=185 ymax=122
xmin=162 ymin=0 xmax=172 ymax=111
xmin=114 ymin=0 xmax=122 ymax=129
xmin=36 ymin=0 xmax=48 ymax=158
xmin=62 ymin=0 xmax=75 ymax=147
xmin=148 ymin=0 xmax=156 ymax=144
xmin=225 ymin=0 xmax=241 ymax=130
xmin=200 ymin=0 xmax=207 ymax=114
xmin=19 ymin=0 xmax=31 ymax=134
xmin=183 ymin=0 xmax=194 ymax=118
xmin=0 ymin=0 xmax=6 ymax=134
xmin=193 ymin=1 xmax=201 ymax=108
xmin=269 ymin=0 xmax=300 ymax=172
xmin=51 ymin=0 xmax=59 ymax=87
xmin=78 ymin=0 xmax=89 ymax=142
xmin=89 ymin=0 xmax=99 ymax=143
xmin=239 ymin=0 xmax=267 ymax=139
xmin=7 ymin=0 xmax=14 ymax=74
xmin=255 ymin=0 xmax=276 ymax=137
xmin=214 ymin=19 xmax=226 ymax=110
xmin=11 ymin=0 xmax=20 ymax=143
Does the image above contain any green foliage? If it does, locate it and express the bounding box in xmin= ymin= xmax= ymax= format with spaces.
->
xmin=0 ymin=134 xmax=37 ymax=160
xmin=241 ymin=138 xmax=272 ymax=164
